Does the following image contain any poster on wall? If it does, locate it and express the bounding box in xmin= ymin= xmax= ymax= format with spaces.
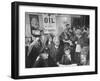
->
xmin=42 ymin=14 xmax=56 ymax=34
xmin=11 ymin=1 xmax=98 ymax=79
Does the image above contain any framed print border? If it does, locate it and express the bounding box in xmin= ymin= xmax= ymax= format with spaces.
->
xmin=11 ymin=1 xmax=98 ymax=79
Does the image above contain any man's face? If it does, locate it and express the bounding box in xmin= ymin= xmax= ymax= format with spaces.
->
xmin=49 ymin=36 xmax=52 ymax=42
xmin=80 ymin=54 xmax=87 ymax=64
xmin=81 ymin=47 xmax=89 ymax=55
xmin=75 ymin=29 xmax=82 ymax=38
xmin=65 ymin=49 xmax=70 ymax=55
xmin=55 ymin=41 xmax=60 ymax=46
xmin=40 ymin=53 xmax=48 ymax=60
xmin=53 ymin=38 xmax=60 ymax=46
xmin=31 ymin=18 xmax=39 ymax=28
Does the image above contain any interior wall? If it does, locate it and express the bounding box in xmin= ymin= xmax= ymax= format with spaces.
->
xmin=56 ymin=15 xmax=71 ymax=37
xmin=25 ymin=14 xmax=71 ymax=38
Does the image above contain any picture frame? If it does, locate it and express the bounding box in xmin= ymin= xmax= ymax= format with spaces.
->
xmin=11 ymin=1 xmax=98 ymax=79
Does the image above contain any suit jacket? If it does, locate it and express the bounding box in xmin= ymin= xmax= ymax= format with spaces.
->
xmin=49 ymin=42 xmax=64 ymax=63
xmin=33 ymin=56 xmax=58 ymax=67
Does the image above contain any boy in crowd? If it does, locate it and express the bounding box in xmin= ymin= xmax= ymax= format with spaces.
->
xmin=59 ymin=43 xmax=72 ymax=65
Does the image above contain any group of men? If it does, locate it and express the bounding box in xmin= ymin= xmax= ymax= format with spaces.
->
xmin=25 ymin=16 xmax=89 ymax=68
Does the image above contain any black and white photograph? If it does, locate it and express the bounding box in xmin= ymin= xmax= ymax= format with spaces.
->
xmin=25 ymin=13 xmax=90 ymax=68
xmin=11 ymin=2 xmax=97 ymax=79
